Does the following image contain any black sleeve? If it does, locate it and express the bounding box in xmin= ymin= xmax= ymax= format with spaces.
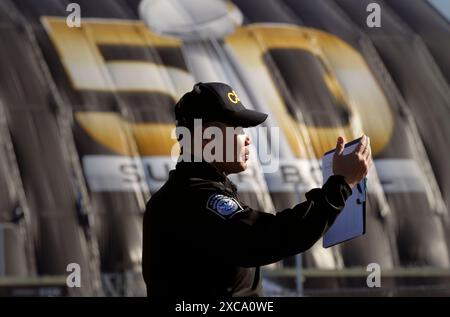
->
xmin=192 ymin=175 xmax=352 ymax=267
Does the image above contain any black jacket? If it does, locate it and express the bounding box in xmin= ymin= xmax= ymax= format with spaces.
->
xmin=142 ymin=161 xmax=352 ymax=297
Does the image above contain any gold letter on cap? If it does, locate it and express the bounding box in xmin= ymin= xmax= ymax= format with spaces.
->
xmin=228 ymin=90 xmax=240 ymax=104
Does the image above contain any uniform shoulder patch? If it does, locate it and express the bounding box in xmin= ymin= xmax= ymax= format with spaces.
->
xmin=206 ymin=194 xmax=243 ymax=219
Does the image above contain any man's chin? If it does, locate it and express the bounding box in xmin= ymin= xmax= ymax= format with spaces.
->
xmin=221 ymin=161 xmax=247 ymax=175
xmin=235 ymin=161 xmax=248 ymax=173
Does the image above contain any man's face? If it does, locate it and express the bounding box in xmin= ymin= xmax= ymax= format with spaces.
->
xmin=203 ymin=122 xmax=252 ymax=174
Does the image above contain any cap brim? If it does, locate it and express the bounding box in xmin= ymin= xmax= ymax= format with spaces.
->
xmin=224 ymin=109 xmax=268 ymax=128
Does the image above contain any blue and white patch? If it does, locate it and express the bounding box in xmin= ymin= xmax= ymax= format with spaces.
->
xmin=206 ymin=194 xmax=243 ymax=219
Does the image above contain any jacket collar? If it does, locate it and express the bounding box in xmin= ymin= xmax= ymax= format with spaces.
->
xmin=173 ymin=160 xmax=237 ymax=195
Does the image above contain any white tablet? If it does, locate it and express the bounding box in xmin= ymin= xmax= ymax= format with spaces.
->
xmin=322 ymin=137 xmax=367 ymax=248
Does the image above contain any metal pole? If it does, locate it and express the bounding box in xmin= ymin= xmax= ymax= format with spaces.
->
xmin=295 ymin=253 xmax=303 ymax=296
xmin=0 ymin=224 xmax=5 ymax=276
xmin=293 ymin=182 xmax=304 ymax=297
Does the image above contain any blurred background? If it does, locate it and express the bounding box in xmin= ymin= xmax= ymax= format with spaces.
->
xmin=0 ymin=0 xmax=449 ymax=296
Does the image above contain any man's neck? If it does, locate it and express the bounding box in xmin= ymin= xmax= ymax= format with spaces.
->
xmin=181 ymin=153 xmax=230 ymax=175
xmin=210 ymin=162 xmax=230 ymax=176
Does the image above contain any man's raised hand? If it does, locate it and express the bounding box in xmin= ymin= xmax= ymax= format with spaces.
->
xmin=332 ymin=135 xmax=373 ymax=188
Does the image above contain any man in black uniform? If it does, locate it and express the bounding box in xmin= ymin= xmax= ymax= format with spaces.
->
xmin=142 ymin=82 xmax=372 ymax=297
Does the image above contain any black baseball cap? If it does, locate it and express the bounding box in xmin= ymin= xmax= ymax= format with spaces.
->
xmin=175 ymin=82 xmax=268 ymax=128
